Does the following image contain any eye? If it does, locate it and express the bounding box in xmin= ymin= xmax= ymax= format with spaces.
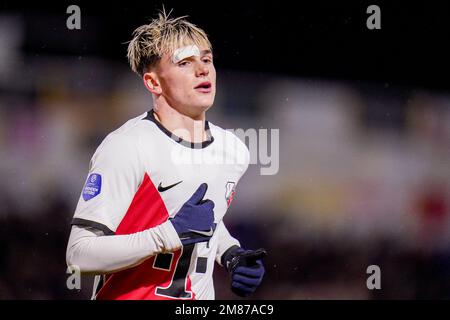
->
xmin=178 ymin=60 xmax=190 ymax=67
xmin=202 ymin=57 xmax=213 ymax=64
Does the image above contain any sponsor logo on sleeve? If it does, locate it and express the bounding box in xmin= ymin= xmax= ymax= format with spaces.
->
xmin=82 ymin=173 xmax=102 ymax=201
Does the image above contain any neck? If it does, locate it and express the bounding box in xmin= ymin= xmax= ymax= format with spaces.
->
xmin=153 ymin=103 xmax=207 ymax=143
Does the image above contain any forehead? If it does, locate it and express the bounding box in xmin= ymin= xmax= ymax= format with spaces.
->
xmin=167 ymin=35 xmax=211 ymax=55
xmin=162 ymin=45 xmax=212 ymax=66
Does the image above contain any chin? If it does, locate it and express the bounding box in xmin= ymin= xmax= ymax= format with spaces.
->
xmin=181 ymin=104 xmax=212 ymax=119
xmin=195 ymin=104 xmax=213 ymax=114
xmin=195 ymin=99 xmax=215 ymax=112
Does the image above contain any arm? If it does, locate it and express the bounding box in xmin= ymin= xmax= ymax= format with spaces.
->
xmin=66 ymin=222 xmax=181 ymax=274
xmin=67 ymin=183 xmax=215 ymax=274
xmin=215 ymin=221 xmax=241 ymax=266
xmin=216 ymin=136 xmax=265 ymax=297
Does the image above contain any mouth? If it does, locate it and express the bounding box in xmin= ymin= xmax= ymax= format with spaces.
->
xmin=194 ymin=81 xmax=212 ymax=93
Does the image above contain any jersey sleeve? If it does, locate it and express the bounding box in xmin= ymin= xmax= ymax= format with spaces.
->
xmin=71 ymin=131 xmax=143 ymax=233
xmin=215 ymin=221 xmax=240 ymax=266
xmin=66 ymin=223 xmax=181 ymax=274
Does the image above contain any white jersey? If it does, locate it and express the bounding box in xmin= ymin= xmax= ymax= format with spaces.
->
xmin=71 ymin=110 xmax=250 ymax=300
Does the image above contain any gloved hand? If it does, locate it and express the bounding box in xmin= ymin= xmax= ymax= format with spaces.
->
xmin=222 ymin=246 xmax=266 ymax=297
xmin=170 ymin=183 xmax=215 ymax=245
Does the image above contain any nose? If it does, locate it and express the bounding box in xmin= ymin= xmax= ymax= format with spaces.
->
xmin=195 ymin=61 xmax=209 ymax=77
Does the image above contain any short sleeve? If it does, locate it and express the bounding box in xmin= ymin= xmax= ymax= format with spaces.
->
xmin=72 ymin=131 xmax=143 ymax=234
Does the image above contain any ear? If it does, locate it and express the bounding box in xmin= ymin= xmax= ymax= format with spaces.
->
xmin=143 ymin=72 xmax=162 ymax=95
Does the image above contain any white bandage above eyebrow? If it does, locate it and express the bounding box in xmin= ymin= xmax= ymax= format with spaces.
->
xmin=172 ymin=45 xmax=201 ymax=63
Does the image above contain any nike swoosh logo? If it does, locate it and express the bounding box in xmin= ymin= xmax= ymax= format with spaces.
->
xmin=188 ymin=228 xmax=214 ymax=237
xmin=158 ymin=181 xmax=183 ymax=192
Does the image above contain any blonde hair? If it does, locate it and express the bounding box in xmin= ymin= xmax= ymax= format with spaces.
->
xmin=127 ymin=8 xmax=212 ymax=76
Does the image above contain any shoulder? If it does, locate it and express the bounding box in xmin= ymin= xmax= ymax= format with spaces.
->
xmin=209 ymin=121 xmax=250 ymax=166
xmin=92 ymin=112 xmax=149 ymax=163
xmin=210 ymin=121 xmax=249 ymax=150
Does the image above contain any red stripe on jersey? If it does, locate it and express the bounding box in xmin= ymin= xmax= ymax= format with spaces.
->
xmin=95 ymin=173 xmax=195 ymax=300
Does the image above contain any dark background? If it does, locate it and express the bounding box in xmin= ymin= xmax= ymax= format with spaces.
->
xmin=2 ymin=0 xmax=450 ymax=90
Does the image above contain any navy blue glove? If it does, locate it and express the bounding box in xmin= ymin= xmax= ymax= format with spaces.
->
xmin=170 ymin=183 xmax=215 ymax=245
xmin=222 ymin=246 xmax=266 ymax=297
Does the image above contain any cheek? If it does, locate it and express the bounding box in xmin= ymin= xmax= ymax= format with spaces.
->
xmin=161 ymin=75 xmax=189 ymax=97
xmin=210 ymin=68 xmax=217 ymax=87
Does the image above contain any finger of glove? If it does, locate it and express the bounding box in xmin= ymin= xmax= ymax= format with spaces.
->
xmin=199 ymin=199 xmax=215 ymax=212
xmin=232 ymin=273 xmax=263 ymax=287
xmin=233 ymin=264 xmax=265 ymax=279
xmin=188 ymin=183 xmax=208 ymax=204
xmin=196 ymin=207 xmax=214 ymax=228
xmin=238 ymin=249 xmax=267 ymax=263
xmin=231 ymin=281 xmax=256 ymax=294
xmin=232 ymin=258 xmax=264 ymax=271
xmin=231 ymin=286 xmax=252 ymax=297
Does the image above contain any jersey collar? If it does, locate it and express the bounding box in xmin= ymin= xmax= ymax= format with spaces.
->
xmin=144 ymin=109 xmax=215 ymax=149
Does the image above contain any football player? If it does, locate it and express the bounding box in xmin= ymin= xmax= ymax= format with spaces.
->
xmin=66 ymin=9 xmax=266 ymax=300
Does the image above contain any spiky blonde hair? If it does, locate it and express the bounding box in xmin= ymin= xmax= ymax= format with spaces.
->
xmin=127 ymin=8 xmax=212 ymax=76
